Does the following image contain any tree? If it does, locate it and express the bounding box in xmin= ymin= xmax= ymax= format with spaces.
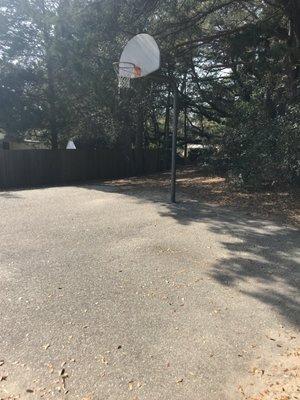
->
xmin=0 ymin=0 xmax=298 ymax=185
xmin=0 ymin=1 xmax=63 ymax=148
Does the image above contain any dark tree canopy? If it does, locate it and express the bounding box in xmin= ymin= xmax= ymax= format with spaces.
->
xmin=0 ymin=0 xmax=299 ymax=186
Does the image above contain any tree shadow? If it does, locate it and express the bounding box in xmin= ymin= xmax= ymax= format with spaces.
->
xmin=157 ymin=197 xmax=300 ymax=327
xmin=0 ymin=191 xmax=23 ymax=199
xmin=205 ymin=216 xmax=300 ymax=328
xmin=81 ymin=173 xmax=300 ymax=328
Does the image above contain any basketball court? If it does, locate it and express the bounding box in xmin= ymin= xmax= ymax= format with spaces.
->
xmin=0 ymin=179 xmax=299 ymax=399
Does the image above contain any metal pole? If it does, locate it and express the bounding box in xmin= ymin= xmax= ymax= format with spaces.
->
xmin=170 ymin=80 xmax=178 ymax=203
xmin=184 ymin=104 xmax=187 ymax=160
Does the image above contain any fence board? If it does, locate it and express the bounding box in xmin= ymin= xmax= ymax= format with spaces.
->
xmin=0 ymin=149 xmax=164 ymax=189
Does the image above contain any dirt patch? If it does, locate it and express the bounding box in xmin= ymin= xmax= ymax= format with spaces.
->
xmin=236 ymin=329 xmax=300 ymax=400
xmin=107 ymin=167 xmax=300 ymax=227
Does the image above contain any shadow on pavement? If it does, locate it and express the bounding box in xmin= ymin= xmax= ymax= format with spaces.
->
xmin=0 ymin=191 xmax=23 ymax=199
xmin=81 ymin=175 xmax=300 ymax=328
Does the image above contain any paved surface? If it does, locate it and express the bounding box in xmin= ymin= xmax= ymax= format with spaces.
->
xmin=0 ymin=178 xmax=299 ymax=399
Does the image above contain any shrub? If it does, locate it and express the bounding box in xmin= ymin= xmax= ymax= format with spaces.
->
xmin=222 ymin=102 xmax=299 ymax=189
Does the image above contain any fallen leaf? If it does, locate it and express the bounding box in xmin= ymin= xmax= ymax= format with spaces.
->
xmin=176 ymin=378 xmax=183 ymax=384
xmin=101 ymin=357 xmax=108 ymax=365
xmin=60 ymin=368 xmax=68 ymax=379
xmin=238 ymin=385 xmax=245 ymax=396
xmin=266 ymin=335 xmax=276 ymax=341
xmin=251 ymin=367 xmax=265 ymax=377
xmin=175 ymin=269 xmax=187 ymax=275
xmin=60 ymin=371 xmax=68 ymax=389
xmin=47 ymin=363 xmax=54 ymax=374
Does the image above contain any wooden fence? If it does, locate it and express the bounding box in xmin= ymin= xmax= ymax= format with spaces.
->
xmin=0 ymin=149 xmax=166 ymax=189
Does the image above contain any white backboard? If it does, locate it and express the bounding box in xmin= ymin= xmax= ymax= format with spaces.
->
xmin=119 ymin=33 xmax=160 ymax=78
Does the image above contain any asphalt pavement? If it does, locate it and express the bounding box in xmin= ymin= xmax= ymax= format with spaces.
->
xmin=0 ymin=178 xmax=299 ymax=399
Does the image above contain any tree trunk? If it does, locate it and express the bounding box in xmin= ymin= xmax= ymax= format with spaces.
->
xmin=40 ymin=0 xmax=59 ymax=149
xmin=184 ymin=106 xmax=187 ymax=159
xmin=277 ymin=0 xmax=300 ymax=101
xmin=183 ymin=73 xmax=188 ymax=160
xmin=164 ymin=86 xmax=171 ymax=149
xmin=151 ymin=111 xmax=160 ymax=142
xmin=135 ymin=91 xmax=144 ymax=153
xmin=47 ymin=64 xmax=59 ymax=150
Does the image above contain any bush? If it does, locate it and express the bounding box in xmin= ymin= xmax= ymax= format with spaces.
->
xmin=222 ymin=102 xmax=299 ymax=189
xmin=188 ymin=146 xmax=214 ymax=163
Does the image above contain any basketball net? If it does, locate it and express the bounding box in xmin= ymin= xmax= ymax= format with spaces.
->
xmin=113 ymin=62 xmax=142 ymax=90
xmin=118 ymin=75 xmax=131 ymax=89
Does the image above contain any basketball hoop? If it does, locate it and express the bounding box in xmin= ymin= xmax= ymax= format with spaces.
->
xmin=113 ymin=62 xmax=142 ymax=89
xmin=113 ymin=34 xmax=177 ymax=203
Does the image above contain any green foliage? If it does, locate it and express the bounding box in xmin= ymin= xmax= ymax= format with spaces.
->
xmin=0 ymin=0 xmax=299 ymax=187
xmin=188 ymin=147 xmax=214 ymax=163
xmin=223 ymin=102 xmax=299 ymax=188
